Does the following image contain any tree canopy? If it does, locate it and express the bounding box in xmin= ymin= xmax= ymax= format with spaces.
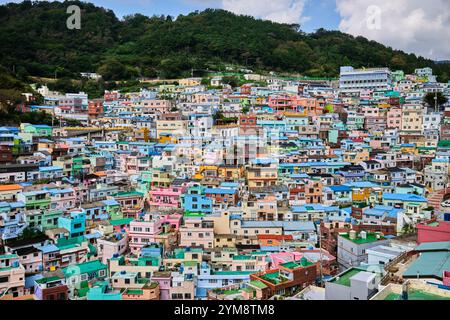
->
xmin=0 ymin=1 xmax=449 ymax=82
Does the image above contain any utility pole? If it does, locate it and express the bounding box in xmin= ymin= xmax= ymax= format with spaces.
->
xmin=318 ymin=222 xmax=324 ymax=287
xmin=435 ymin=91 xmax=438 ymax=113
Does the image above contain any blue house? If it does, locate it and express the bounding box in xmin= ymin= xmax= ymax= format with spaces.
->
xmin=337 ymin=165 xmax=366 ymax=183
xmin=325 ymin=185 xmax=353 ymax=203
xmin=58 ymin=210 xmax=86 ymax=238
xmin=181 ymin=185 xmax=213 ymax=215
xmin=195 ymin=262 xmax=252 ymax=298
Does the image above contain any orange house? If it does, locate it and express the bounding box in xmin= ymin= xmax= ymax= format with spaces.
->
xmin=351 ymin=188 xmax=371 ymax=203
xmin=257 ymin=234 xmax=294 ymax=247
xmin=0 ymin=184 xmax=23 ymax=201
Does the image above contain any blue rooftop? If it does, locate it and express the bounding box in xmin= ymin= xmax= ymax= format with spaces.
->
xmin=382 ymin=193 xmax=427 ymax=202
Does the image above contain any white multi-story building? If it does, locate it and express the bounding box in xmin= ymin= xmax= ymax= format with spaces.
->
xmin=339 ymin=66 xmax=392 ymax=93
xmin=415 ymin=67 xmax=437 ymax=82
xmin=423 ymin=112 xmax=442 ymax=131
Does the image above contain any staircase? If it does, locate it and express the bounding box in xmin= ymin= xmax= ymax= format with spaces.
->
xmin=427 ymin=190 xmax=446 ymax=210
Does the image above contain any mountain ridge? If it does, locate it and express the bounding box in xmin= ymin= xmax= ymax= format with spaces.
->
xmin=0 ymin=0 xmax=449 ymax=82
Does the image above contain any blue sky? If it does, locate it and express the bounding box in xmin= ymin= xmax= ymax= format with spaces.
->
xmin=1 ymin=0 xmax=449 ymax=60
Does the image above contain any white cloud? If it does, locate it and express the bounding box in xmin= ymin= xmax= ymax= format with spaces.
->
xmin=336 ymin=0 xmax=450 ymax=60
xmin=222 ymin=0 xmax=309 ymax=24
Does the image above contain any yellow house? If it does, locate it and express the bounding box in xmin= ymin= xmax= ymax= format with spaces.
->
xmin=343 ymin=150 xmax=370 ymax=164
xmin=151 ymin=169 xmax=173 ymax=188
xmin=401 ymin=104 xmax=423 ymax=133
xmin=352 ymin=188 xmax=371 ymax=203
xmin=246 ymin=163 xmax=278 ymax=189
xmin=158 ymin=134 xmax=177 ymax=144
xmin=178 ymin=78 xmax=202 ymax=86
xmin=156 ymin=119 xmax=186 ymax=139
xmin=194 ymin=165 xmax=219 ymax=180
xmin=218 ymin=165 xmax=245 ymax=180
xmin=400 ymin=145 xmax=417 ymax=154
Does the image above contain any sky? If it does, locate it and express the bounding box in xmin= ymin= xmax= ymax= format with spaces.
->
xmin=1 ymin=0 xmax=450 ymax=60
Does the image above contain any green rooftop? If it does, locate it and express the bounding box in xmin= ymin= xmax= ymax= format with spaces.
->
xmin=329 ymin=268 xmax=362 ymax=287
xmin=35 ymin=276 xmax=61 ymax=284
xmin=280 ymin=258 xmax=313 ymax=270
xmin=183 ymin=261 xmax=198 ymax=267
xmin=260 ymin=271 xmax=289 ymax=285
xmin=242 ymin=287 xmax=254 ymax=293
xmin=110 ymin=218 xmax=133 ymax=226
xmin=184 ymin=211 xmax=205 ymax=218
xmin=115 ymin=191 xmax=144 ymax=198
xmin=125 ymin=289 xmax=143 ymax=295
xmin=233 ymin=255 xmax=253 ymax=260
xmin=340 ymin=232 xmax=385 ymax=244
xmin=56 ymin=236 xmax=85 ymax=249
xmin=144 ymin=282 xmax=159 ymax=289
xmin=248 ymin=280 xmax=268 ymax=289
xmin=63 ymin=260 xmax=107 ymax=276
xmin=438 ymin=140 xmax=450 ymax=148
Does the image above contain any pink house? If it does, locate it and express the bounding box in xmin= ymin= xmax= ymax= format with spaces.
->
xmin=160 ymin=214 xmax=183 ymax=230
xmin=269 ymin=252 xmax=303 ymax=269
xmin=148 ymin=187 xmax=185 ymax=208
xmin=152 ymin=271 xmax=172 ymax=300
xmin=97 ymin=233 xmax=128 ymax=264
xmin=16 ymin=247 xmax=43 ymax=274
xmin=129 ymin=214 xmax=182 ymax=254
xmin=129 ymin=214 xmax=163 ymax=254
xmin=417 ymin=220 xmax=450 ymax=244
xmin=386 ymin=107 xmax=402 ymax=129
xmin=49 ymin=188 xmax=77 ymax=211
xmin=179 ymin=219 xmax=214 ymax=249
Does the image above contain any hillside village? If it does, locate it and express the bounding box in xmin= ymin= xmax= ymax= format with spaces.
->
xmin=0 ymin=65 xmax=450 ymax=301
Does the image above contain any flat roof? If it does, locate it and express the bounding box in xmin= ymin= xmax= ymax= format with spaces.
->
xmin=403 ymin=251 xmax=450 ymax=280
xmin=340 ymin=232 xmax=386 ymax=244
xmin=384 ymin=290 xmax=450 ymax=301
xmin=248 ymin=280 xmax=268 ymax=289
xmin=329 ymin=268 xmax=362 ymax=286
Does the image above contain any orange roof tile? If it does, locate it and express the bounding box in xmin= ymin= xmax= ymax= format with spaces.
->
xmin=0 ymin=184 xmax=23 ymax=192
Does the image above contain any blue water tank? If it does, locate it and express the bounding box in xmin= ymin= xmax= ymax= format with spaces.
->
xmin=444 ymin=213 xmax=450 ymax=222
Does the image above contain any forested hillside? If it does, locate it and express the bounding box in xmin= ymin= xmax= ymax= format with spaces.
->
xmin=0 ymin=1 xmax=449 ymax=82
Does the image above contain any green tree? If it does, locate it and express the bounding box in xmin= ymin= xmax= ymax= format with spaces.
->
xmin=222 ymin=76 xmax=239 ymax=87
xmin=423 ymin=92 xmax=448 ymax=110
xmin=97 ymin=60 xmax=129 ymax=81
